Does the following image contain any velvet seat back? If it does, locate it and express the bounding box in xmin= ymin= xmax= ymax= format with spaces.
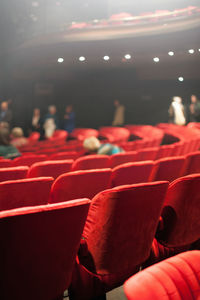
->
xmin=160 ymin=174 xmax=200 ymax=247
xmin=110 ymin=151 xmax=138 ymax=168
xmin=0 ymin=166 xmax=29 ymax=183
xmin=72 ymin=155 xmax=110 ymax=171
xmin=0 ymin=199 xmax=90 ymax=300
xmin=83 ymin=181 xmax=169 ymax=275
xmin=27 ymin=160 xmax=73 ymax=179
xmin=124 ymin=250 xmax=200 ymax=300
xmin=150 ymin=156 xmax=185 ymax=182
xmin=137 ymin=148 xmax=158 ymax=161
xmin=12 ymin=154 xmax=46 ymax=167
xmin=185 ymin=151 xmax=200 ymax=175
xmin=0 ymin=177 xmax=53 ymax=211
xmin=111 ymin=161 xmax=154 ymax=187
xmin=50 ymin=169 xmax=112 ymax=203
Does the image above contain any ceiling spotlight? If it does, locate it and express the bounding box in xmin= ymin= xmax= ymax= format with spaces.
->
xmin=79 ymin=56 xmax=86 ymax=62
xmin=168 ymin=51 xmax=174 ymax=56
xmin=103 ymin=56 xmax=110 ymax=61
xmin=188 ymin=49 xmax=195 ymax=54
xmin=124 ymin=54 xmax=131 ymax=60
xmin=153 ymin=57 xmax=160 ymax=62
xmin=57 ymin=57 xmax=64 ymax=63
xmin=178 ymin=77 xmax=184 ymax=82
xmin=198 ymin=49 xmax=200 ymax=52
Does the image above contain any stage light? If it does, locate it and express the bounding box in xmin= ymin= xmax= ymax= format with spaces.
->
xmin=198 ymin=49 xmax=200 ymax=52
xmin=153 ymin=57 xmax=159 ymax=62
xmin=188 ymin=49 xmax=195 ymax=54
xmin=57 ymin=57 xmax=64 ymax=63
xmin=124 ymin=54 xmax=131 ymax=60
xmin=178 ymin=77 xmax=184 ymax=82
xmin=103 ymin=56 xmax=110 ymax=61
xmin=168 ymin=51 xmax=174 ymax=56
xmin=79 ymin=56 xmax=86 ymax=62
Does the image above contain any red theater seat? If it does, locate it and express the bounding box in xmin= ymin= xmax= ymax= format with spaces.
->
xmin=184 ymin=151 xmax=200 ymax=175
xmin=156 ymin=144 xmax=174 ymax=159
xmin=27 ymin=160 xmax=73 ymax=179
xmin=124 ymin=251 xmax=200 ymax=300
xmin=0 ymin=177 xmax=53 ymax=211
xmin=0 ymin=199 xmax=90 ymax=300
xmin=111 ymin=161 xmax=154 ymax=187
xmin=0 ymin=159 xmax=11 ymax=168
xmin=68 ymin=181 xmax=169 ymax=300
xmin=0 ymin=166 xmax=29 ymax=182
xmin=50 ymin=151 xmax=79 ymax=160
xmin=110 ymin=151 xmax=138 ymax=168
xmin=148 ymin=174 xmax=200 ymax=265
xmin=50 ymin=169 xmax=112 ymax=203
xmin=70 ymin=128 xmax=99 ymax=140
xmin=137 ymin=147 xmax=158 ymax=161
xmin=12 ymin=154 xmax=46 ymax=167
xmin=149 ymin=156 xmax=185 ymax=182
xmin=72 ymin=155 xmax=110 ymax=171
xmin=28 ymin=131 xmax=40 ymax=142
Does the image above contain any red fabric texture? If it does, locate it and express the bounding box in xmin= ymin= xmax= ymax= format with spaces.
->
xmin=137 ymin=147 xmax=159 ymax=161
xmin=12 ymin=154 xmax=46 ymax=167
xmin=0 ymin=159 xmax=11 ymax=168
xmin=111 ymin=161 xmax=154 ymax=187
xmin=156 ymin=144 xmax=174 ymax=159
xmin=27 ymin=160 xmax=73 ymax=179
xmin=124 ymin=251 xmax=200 ymax=300
xmin=0 ymin=166 xmax=29 ymax=182
xmin=69 ymin=181 xmax=169 ymax=300
xmin=159 ymin=174 xmax=200 ymax=247
xmin=149 ymin=156 xmax=185 ymax=182
xmin=70 ymin=128 xmax=99 ymax=140
xmin=0 ymin=177 xmax=53 ymax=211
xmin=0 ymin=199 xmax=90 ymax=300
xmin=50 ymin=169 xmax=112 ymax=203
xmin=185 ymin=151 xmax=200 ymax=175
xmin=109 ymin=151 xmax=138 ymax=168
xmin=50 ymin=152 xmax=79 ymax=160
xmin=72 ymin=155 xmax=110 ymax=171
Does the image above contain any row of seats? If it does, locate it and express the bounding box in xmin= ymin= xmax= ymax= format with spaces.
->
xmin=0 ymin=151 xmax=199 ymax=185
xmin=2 ymin=172 xmax=200 ymax=299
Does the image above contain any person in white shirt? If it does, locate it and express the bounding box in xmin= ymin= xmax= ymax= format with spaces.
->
xmin=168 ymin=96 xmax=186 ymax=125
xmin=112 ymin=100 xmax=125 ymax=126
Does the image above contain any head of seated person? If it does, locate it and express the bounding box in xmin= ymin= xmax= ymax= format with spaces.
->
xmin=0 ymin=127 xmax=21 ymax=159
xmin=83 ymin=136 xmax=124 ymax=156
xmin=11 ymin=127 xmax=28 ymax=147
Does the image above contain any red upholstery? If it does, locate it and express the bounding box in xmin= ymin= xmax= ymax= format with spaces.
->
xmin=184 ymin=151 xmax=200 ymax=175
xmin=137 ymin=147 xmax=158 ymax=161
xmin=99 ymin=127 xmax=130 ymax=142
xmin=50 ymin=151 xmax=79 ymax=160
xmin=0 ymin=177 xmax=53 ymax=211
xmin=69 ymin=181 xmax=169 ymax=300
xmin=124 ymin=251 xmax=200 ymax=300
xmin=0 ymin=199 xmax=90 ymax=300
xmin=0 ymin=159 xmax=11 ymax=168
xmin=111 ymin=161 xmax=154 ymax=187
xmin=110 ymin=151 xmax=138 ymax=168
xmin=156 ymin=145 xmax=174 ymax=159
xmin=50 ymin=169 xmax=112 ymax=203
xmin=72 ymin=155 xmax=110 ymax=171
xmin=0 ymin=166 xmax=29 ymax=182
xmin=149 ymin=156 xmax=185 ymax=182
xmin=70 ymin=128 xmax=99 ymax=140
xmin=28 ymin=131 xmax=40 ymax=142
xmin=27 ymin=160 xmax=73 ymax=179
xmin=12 ymin=154 xmax=46 ymax=167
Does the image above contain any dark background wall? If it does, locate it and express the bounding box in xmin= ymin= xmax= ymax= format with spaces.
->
xmin=8 ymin=67 xmax=200 ymax=132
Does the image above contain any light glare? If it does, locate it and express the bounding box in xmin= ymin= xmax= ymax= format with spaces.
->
xmin=79 ymin=56 xmax=86 ymax=62
xmin=168 ymin=51 xmax=174 ymax=56
xmin=153 ymin=57 xmax=160 ymax=62
xmin=57 ymin=57 xmax=64 ymax=63
xmin=103 ymin=55 xmax=110 ymax=61
xmin=178 ymin=77 xmax=184 ymax=82
xmin=124 ymin=54 xmax=131 ymax=60
xmin=188 ymin=49 xmax=195 ymax=54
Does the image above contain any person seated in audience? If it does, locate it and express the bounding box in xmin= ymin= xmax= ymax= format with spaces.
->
xmin=83 ymin=136 xmax=124 ymax=155
xmin=31 ymin=107 xmax=42 ymax=132
xmin=63 ymin=104 xmax=75 ymax=133
xmin=112 ymin=99 xmax=125 ymax=126
xmin=189 ymin=94 xmax=200 ymax=122
xmin=168 ymin=96 xmax=186 ymax=125
xmin=0 ymin=101 xmax=12 ymax=127
xmin=0 ymin=128 xmax=21 ymax=159
xmin=43 ymin=105 xmax=59 ymax=138
xmin=11 ymin=127 xmax=28 ymax=148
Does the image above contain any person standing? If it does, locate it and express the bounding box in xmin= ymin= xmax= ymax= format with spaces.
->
xmin=0 ymin=101 xmax=12 ymax=126
xmin=112 ymin=100 xmax=125 ymax=126
xmin=63 ymin=105 xmax=75 ymax=133
xmin=31 ymin=108 xmax=42 ymax=132
xmin=43 ymin=105 xmax=59 ymax=138
xmin=168 ymin=96 xmax=186 ymax=125
xmin=189 ymin=94 xmax=200 ymax=122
